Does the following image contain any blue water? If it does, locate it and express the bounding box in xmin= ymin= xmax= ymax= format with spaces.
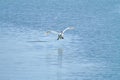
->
xmin=0 ymin=0 xmax=120 ymax=80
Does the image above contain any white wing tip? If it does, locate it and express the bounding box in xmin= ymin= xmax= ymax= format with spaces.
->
xmin=69 ymin=27 xmax=75 ymax=29
xmin=45 ymin=31 xmax=51 ymax=36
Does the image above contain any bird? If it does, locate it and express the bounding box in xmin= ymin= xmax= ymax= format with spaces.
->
xmin=46 ymin=27 xmax=74 ymax=40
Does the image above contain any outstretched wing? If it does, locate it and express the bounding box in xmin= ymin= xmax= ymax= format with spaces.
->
xmin=63 ymin=27 xmax=74 ymax=33
xmin=46 ymin=30 xmax=59 ymax=36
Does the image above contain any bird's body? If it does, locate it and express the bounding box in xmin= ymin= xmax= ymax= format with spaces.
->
xmin=57 ymin=31 xmax=64 ymax=40
xmin=46 ymin=27 xmax=74 ymax=40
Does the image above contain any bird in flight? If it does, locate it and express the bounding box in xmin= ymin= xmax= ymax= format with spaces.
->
xmin=46 ymin=27 xmax=74 ymax=40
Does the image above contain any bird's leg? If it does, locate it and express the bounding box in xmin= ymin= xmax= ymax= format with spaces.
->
xmin=57 ymin=35 xmax=60 ymax=40
xmin=57 ymin=38 xmax=59 ymax=40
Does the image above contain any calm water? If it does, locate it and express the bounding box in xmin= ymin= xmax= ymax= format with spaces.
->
xmin=0 ymin=0 xmax=120 ymax=80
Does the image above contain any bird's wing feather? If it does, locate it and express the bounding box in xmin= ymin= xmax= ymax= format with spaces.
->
xmin=46 ymin=30 xmax=59 ymax=35
xmin=63 ymin=27 xmax=74 ymax=33
xmin=50 ymin=30 xmax=59 ymax=34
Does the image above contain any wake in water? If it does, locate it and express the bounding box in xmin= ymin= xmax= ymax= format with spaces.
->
xmin=27 ymin=40 xmax=48 ymax=42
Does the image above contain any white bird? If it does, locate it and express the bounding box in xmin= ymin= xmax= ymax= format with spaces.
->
xmin=46 ymin=27 xmax=74 ymax=40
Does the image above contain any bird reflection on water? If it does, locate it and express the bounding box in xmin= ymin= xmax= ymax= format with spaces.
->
xmin=57 ymin=48 xmax=63 ymax=68
xmin=57 ymin=48 xmax=63 ymax=80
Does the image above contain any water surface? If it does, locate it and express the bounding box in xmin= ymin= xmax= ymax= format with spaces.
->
xmin=0 ymin=0 xmax=120 ymax=80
